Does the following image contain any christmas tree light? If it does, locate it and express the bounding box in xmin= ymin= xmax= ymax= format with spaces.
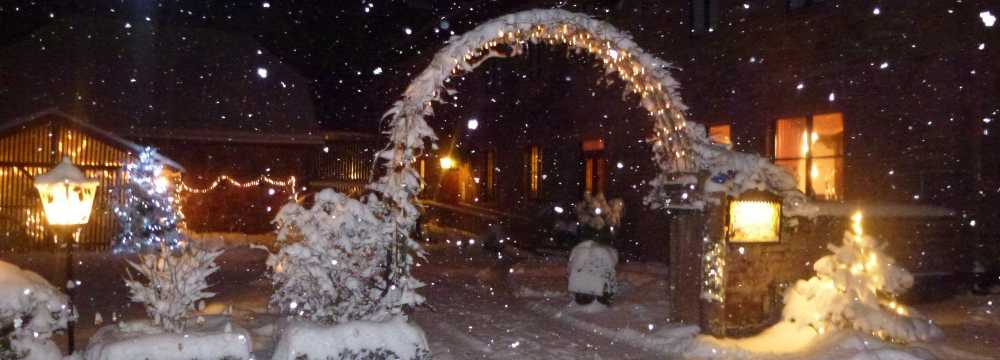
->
xmin=113 ymin=147 xmax=183 ymax=253
xmin=782 ymin=211 xmax=942 ymax=343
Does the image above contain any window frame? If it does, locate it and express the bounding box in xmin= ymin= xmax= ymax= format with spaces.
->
xmin=773 ymin=113 xmax=845 ymax=200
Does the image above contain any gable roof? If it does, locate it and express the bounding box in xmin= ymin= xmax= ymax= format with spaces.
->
xmin=0 ymin=108 xmax=185 ymax=171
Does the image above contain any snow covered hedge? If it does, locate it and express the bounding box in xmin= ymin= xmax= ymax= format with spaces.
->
xmin=84 ymin=317 xmax=251 ymax=360
xmin=0 ymin=261 xmax=74 ymax=360
xmin=271 ymin=317 xmax=430 ymax=360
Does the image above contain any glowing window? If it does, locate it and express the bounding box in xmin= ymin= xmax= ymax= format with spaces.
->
xmin=528 ymin=145 xmax=542 ymax=198
xmin=774 ymin=113 xmax=844 ymax=200
xmin=709 ymin=124 xmax=732 ymax=145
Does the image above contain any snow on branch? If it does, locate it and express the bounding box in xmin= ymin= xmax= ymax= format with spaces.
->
xmin=125 ymin=244 xmax=222 ymax=333
xmin=267 ymin=189 xmax=425 ymax=324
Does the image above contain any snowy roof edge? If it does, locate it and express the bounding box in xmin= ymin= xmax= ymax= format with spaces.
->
xmin=0 ymin=108 xmax=186 ymax=172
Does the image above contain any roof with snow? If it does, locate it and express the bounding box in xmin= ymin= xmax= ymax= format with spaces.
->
xmin=0 ymin=108 xmax=185 ymax=171
xmin=0 ymin=15 xmax=317 ymax=134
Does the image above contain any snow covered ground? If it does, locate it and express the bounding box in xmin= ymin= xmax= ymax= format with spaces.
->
xmin=1 ymin=231 xmax=998 ymax=359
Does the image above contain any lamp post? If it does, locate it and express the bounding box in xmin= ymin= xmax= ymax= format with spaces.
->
xmin=33 ymin=157 xmax=99 ymax=353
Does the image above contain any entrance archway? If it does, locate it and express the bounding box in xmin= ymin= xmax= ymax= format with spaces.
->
xmin=373 ymin=9 xmax=810 ymax=223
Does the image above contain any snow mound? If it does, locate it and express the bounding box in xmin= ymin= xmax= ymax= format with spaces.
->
xmin=568 ymin=240 xmax=618 ymax=296
xmin=83 ymin=317 xmax=251 ymax=360
xmin=271 ymin=317 xmax=430 ymax=360
xmin=688 ymin=325 xmax=934 ymax=360
xmin=0 ymin=261 xmax=72 ymax=334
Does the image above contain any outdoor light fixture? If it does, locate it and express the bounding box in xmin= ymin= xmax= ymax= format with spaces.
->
xmin=33 ymin=157 xmax=99 ymax=353
xmin=726 ymin=190 xmax=781 ymax=243
xmin=439 ymin=156 xmax=456 ymax=170
xmin=34 ymin=157 xmax=99 ymax=227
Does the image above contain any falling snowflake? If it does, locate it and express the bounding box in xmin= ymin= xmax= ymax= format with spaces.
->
xmin=981 ymin=11 xmax=996 ymax=27
xmin=256 ymin=67 xmax=269 ymax=79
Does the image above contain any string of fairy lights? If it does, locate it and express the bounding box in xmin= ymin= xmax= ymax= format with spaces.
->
xmin=177 ymin=174 xmax=298 ymax=197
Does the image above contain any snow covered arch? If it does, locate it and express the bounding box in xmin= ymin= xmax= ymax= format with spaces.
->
xmin=375 ymin=9 xmax=812 ymax=224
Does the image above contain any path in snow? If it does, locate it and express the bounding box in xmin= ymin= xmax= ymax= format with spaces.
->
xmin=413 ymin=269 xmax=665 ymax=359
xmin=412 ymin=240 xmax=670 ymax=360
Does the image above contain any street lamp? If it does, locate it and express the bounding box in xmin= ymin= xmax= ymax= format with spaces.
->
xmin=33 ymin=157 xmax=99 ymax=353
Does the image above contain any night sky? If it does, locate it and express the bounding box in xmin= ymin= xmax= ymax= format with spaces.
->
xmin=0 ymin=0 xmax=645 ymax=132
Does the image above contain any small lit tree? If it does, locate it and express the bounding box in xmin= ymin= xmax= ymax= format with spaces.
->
xmin=782 ymin=212 xmax=942 ymax=342
xmin=113 ymin=147 xmax=183 ymax=253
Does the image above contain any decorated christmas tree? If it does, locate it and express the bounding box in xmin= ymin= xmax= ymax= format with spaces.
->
xmin=782 ymin=211 xmax=942 ymax=343
xmin=113 ymin=147 xmax=183 ymax=253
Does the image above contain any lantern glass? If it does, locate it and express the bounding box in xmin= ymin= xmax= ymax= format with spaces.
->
xmin=727 ymin=193 xmax=781 ymax=243
xmin=34 ymin=158 xmax=100 ymax=226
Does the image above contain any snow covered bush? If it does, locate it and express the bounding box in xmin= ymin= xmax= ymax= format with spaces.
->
xmin=124 ymin=244 xmax=222 ymax=333
xmin=568 ymin=240 xmax=619 ymax=304
xmin=0 ymin=261 xmax=74 ymax=360
xmin=782 ymin=212 xmax=942 ymax=343
xmin=268 ymin=189 xmax=424 ymax=324
xmin=574 ymin=193 xmax=624 ymax=243
xmin=113 ymin=147 xmax=183 ymax=253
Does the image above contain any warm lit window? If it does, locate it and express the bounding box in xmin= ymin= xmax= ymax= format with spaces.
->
xmin=582 ymin=139 xmax=607 ymax=194
xmin=774 ymin=113 xmax=844 ymax=200
xmin=709 ymin=124 xmax=732 ymax=145
xmin=527 ymin=145 xmax=542 ymax=198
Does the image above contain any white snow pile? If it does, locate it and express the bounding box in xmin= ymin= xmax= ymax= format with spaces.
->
xmin=0 ymin=260 xmax=73 ymax=360
xmin=271 ymin=317 xmax=430 ymax=360
xmin=84 ymin=316 xmax=251 ymax=360
xmin=124 ymin=244 xmax=223 ymax=333
xmin=688 ymin=322 xmax=936 ymax=360
xmin=268 ymin=189 xmax=425 ymax=323
xmin=568 ymin=240 xmax=618 ymax=296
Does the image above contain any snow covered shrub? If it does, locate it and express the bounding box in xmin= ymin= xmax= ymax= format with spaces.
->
xmin=113 ymin=147 xmax=183 ymax=253
xmin=782 ymin=212 xmax=942 ymax=343
xmin=0 ymin=261 xmax=74 ymax=360
xmin=268 ymin=189 xmax=424 ymax=324
xmin=574 ymin=192 xmax=624 ymax=243
xmin=124 ymin=244 xmax=222 ymax=332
